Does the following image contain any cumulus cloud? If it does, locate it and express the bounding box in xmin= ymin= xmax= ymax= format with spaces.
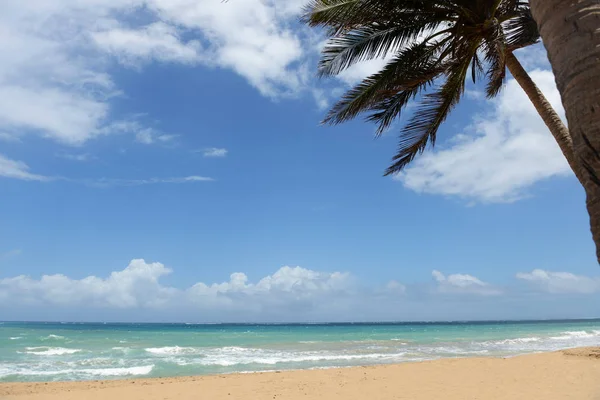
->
xmin=516 ymin=269 xmax=600 ymax=294
xmin=0 ymin=259 xmax=175 ymax=308
xmin=397 ymin=70 xmax=572 ymax=203
xmin=187 ymin=266 xmax=353 ymax=314
xmin=0 ymin=260 xmax=354 ymax=315
xmin=432 ymin=270 xmax=501 ymax=296
xmin=201 ymin=148 xmax=228 ymax=158
xmin=2 ymin=260 xmax=600 ymax=321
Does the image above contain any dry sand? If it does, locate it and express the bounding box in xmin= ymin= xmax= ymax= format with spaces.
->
xmin=2 ymin=347 xmax=599 ymax=400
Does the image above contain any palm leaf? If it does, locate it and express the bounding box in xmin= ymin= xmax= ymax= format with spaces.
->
xmin=505 ymin=7 xmax=540 ymax=50
xmin=323 ymin=41 xmax=445 ymax=125
xmin=318 ymin=20 xmax=444 ymax=76
xmin=384 ymin=49 xmax=474 ymax=175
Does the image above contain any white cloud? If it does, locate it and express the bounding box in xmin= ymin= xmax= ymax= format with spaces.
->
xmin=0 ymin=154 xmax=51 ymax=181
xmin=397 ymin=70 xmax=571 ymax=203
xmin=0 ymin=259 xmax=176 ymax=308
xmin=432 ymin=270 xmax=501 ymax=296
xmin=0 ymin=5 xmax=117 ymax=146
xmin=516 ymin=269 xmax=600 ymax=294
xmin=0 ymin=0 xmax=309 ymax=148
xmin=188 ymin=266 xmax=352 ymax=313
xmin=0 ymin=153 xmax=211 ymax=185
xmin=92 ymin=22 xmax=203 ymax=66
xmin=336 ymin=58 xmax=392 ymax=86
xmin=384 ymin=280 xmax=407 ymax=294
xmin=96 ymin=120 xmax=177 ymax=145
xmin=0 ymin=85 xmax=110 ymax=146
xmin=135 ymin=129 xmax=155 ymax=145
xmin=201 ymin=147 xmax=228 ymax=158
xmin=2 ymin=260 xmax=599 ymax=321
xmin=90 ymin=0 xmax=308 ymax=97
xmin=0 ymin=260 xmax=353 ymax=313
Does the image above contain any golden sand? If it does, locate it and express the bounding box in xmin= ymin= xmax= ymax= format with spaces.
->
xmin=2 ymin=347 xmax=599 ymax=400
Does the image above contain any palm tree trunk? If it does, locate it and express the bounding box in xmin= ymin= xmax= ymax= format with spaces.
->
xmin=505 ymin=52 xmax=584 ymax=186
xmin=529 ymin=0 xmax=600 ymax=263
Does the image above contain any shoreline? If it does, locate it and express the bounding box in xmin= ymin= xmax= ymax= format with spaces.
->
xmin=2 ymin=347 xmax=599 ymax=399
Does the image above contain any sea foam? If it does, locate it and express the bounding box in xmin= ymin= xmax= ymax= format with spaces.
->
xmin=41 ymin=334 xmax=66 ymax=341
xmin=23 ymin=347 xmax=81 ymax=356
xmin=0 ymin=365 xmax=154 ymax=379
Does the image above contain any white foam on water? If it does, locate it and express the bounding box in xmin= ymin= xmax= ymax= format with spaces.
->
xmin=9 ymin=337 xmax=22 ymax=340
xmin=165 ymin=346 xmax=408 ymax=367
xmin=145 ymin=346 xmax=201 ymax=356
xmin=41 ymin=334 xmax=66 ymax=341
xmin=23 ymin=347 xmax=81 ymax=356
xmin=493 ymin=337 xmax=541 ymax=345
xmin=111 ymin=347 xmax=133 ymax=354
xmin=0 ymin=365 xmax=154 ymax=379
xmin=550 ymin=330 xmax=600 ymax=340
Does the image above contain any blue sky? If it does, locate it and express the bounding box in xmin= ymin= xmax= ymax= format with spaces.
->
xmin=0 ymin=1 xmax=599 ymax=322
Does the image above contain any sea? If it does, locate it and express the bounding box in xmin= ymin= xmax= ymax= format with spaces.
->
xmin=1 ymin=320 xmax=600 ymax=382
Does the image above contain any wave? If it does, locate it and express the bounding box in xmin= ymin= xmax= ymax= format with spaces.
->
xmin=146 ymin=346 xmax=202 ymax=356
xmin=492 ymin=337 xmax=541 ymax=345
xmin=0 ymin=365 xmax=154 ymax=379
xmin=155 ymin=346 xmax=407 ymax=367
xmin=40 ymin=334 xmax=66 ymax=341
xmin=550 ymin=330 xmax=600 ymax=340
xmin=9 ymin=337 xmax=22 ymax=340
xmin=23 ymin=347 xmax=81 ymax=356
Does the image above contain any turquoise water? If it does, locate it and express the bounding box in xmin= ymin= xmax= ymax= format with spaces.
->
xmin=1 ymin=320 xmax=600 ymax=382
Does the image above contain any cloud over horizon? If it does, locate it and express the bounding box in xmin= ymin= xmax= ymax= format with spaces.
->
xmin=1 ymin=259 xmax=598 ymax=322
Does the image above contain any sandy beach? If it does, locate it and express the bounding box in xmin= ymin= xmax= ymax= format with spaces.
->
xmin=1 ymin=347 xmax=599 ymax=400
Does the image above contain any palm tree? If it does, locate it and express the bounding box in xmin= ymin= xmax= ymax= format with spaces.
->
xmin=303 ymin=0 xmax=583 ymax=184
xmin=529 ymin=0 xmax=600 ymax=263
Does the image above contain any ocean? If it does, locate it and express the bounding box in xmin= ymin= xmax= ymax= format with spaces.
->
xmin=1 ymin=320 xmax=599 ymax=382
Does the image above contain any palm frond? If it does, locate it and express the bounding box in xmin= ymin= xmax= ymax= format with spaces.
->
xmin=318 ymin=21 xmax=444 ymax=76
xmin=366 ymin=63 xmax=447 ymax=135
xmin=304 ymin=0 xmax=543 ymax=175
xmin=323 ymin=41 xmax=445 ymax=126
xmin=384 ymin=51 xmax=474 ymax=175
xmin=302 ymin=0 xmax=364 ymax=33
xmin=505 ymin=7 xmax=540 ymax=50
xmin=304 ymin=0 xmax=462 ymax=33
xmin=482 ymin=28 xmax=507 ymax=98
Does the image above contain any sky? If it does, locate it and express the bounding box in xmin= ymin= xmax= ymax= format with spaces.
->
xmin=0 ymin=0 xmax=599 ymax=323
